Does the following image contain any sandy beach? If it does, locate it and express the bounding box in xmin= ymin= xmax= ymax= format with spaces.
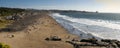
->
xmin=1 ymin=11 xmax=120 ymax=48
xmin=0 ymin=12 xmax=79 ymax=48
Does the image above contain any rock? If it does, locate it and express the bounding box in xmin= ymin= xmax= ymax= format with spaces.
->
xmin=116 ymin=42 xmax=120 ymax=47
xmin=7 ymin=34 xmax=14 ymax=38
xmin=66 ymin=41 xmax=80 ymax=48
xmin=5 ymin=15 xmax=22 ymax=20
xmin=101 ymin=39 xmax=118 ymax=43
xmin=66 ymin=40 xmax=105 ymax=48
xmin=5 ymin=16 xmax=13 ymax=20
xmin=111 ymin=42 xmax=118 ymax=48
xmin=67 ymin=38 xmax=120 ymax=48
xmin=116 ymin=41 xmax=120 ymax=45
xmin=45 ymin=38 xmax=49 ymax=40
xmin=45 ymin=36 xmax=61 ymax=41
xmin=96 ymin=41 xmax=109 ymax=46
xmin=101 ymin=39 xmax=120 ymax=48
xmin=79 ymin=43 xmax=94 ymax=46
xmin=72 ymin=38 xmax=80 ymax=42
xmin=80 ymin=38 xmax=97 ymax=44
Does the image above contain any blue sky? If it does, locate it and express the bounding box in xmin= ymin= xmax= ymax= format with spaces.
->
xmin=1 ymin=0 xmax=120 ymax=13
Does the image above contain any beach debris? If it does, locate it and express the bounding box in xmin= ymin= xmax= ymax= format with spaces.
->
xmin=45 ymin=36 xmax=61 ymax=41
xmin=7 ymin=34 xmax=14 ymax=38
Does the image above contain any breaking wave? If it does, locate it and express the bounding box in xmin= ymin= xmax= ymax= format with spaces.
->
xmin=50 ymin=13 xmax=120 ymax=40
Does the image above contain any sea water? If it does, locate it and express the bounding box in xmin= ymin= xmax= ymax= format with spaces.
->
xmin=50 ymin=12 xmax=120 ymax=40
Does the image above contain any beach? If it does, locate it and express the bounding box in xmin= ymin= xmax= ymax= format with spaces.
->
xmin=1 ymin=0 xmax=120 ymax=47
xmin=0 ymin=12 xmax=79 ymax=48
xmin=1 ymin=11 xmax=120 ymax=48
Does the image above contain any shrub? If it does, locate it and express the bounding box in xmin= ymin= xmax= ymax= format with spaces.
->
xmin=0 ymin=43 xmax=10 ymax=48
xmin=0 ymin=7 xmax=25 ymax=16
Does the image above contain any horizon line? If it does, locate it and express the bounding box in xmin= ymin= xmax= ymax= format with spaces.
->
xmin=1 ymin=7 xmax=120 ymax=13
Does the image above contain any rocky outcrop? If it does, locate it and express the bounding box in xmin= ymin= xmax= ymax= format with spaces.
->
xmin=66 ymin=38 xmax=120 ymax=48
xmin=80 ymin=38 xmax=97 ymax=44
xmin=45 ymin=36 xmax=62 ymax=41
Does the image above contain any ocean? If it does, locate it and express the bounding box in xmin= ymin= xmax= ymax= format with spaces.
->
xmin=50 ymin=12 xmax=120 ymax=40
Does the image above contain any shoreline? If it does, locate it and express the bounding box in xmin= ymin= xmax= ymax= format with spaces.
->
xmin=0 ymin=11 xmax=120 ymax=48
xmin=50 ymin=13 xmax=102 ymax=40
xmin=50 ymin=13 xmax=120 ymax=48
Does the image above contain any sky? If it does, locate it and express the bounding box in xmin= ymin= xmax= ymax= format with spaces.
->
xmin=0 ymin=0 xmax=120 ymax=13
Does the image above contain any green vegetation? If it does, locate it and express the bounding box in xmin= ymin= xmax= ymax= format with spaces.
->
xmin=0 ymin=43 xmax=10 ymax=48
xmin=0 ymin=19 xmax=13 ymax=28
xmin=0 ymin=7 xmax=25 ymax=16
xmin=0 ymin=7 xmax=25 ymax=28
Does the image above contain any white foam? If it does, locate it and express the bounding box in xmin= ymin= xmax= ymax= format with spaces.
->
xmin=51 ymin=13 xmax=120 ymax=40
xmin=52 ymin=13 xmax=120 ymax=30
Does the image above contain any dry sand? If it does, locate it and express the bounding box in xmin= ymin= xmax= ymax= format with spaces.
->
xmin=0 ymin=13 xmax=79 ymax=48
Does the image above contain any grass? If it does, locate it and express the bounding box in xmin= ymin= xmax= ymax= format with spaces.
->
xmin=0 ymin=19 xmax=13 ymax=28
xmin=0 ymin=43 xmax=10 ymax=48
